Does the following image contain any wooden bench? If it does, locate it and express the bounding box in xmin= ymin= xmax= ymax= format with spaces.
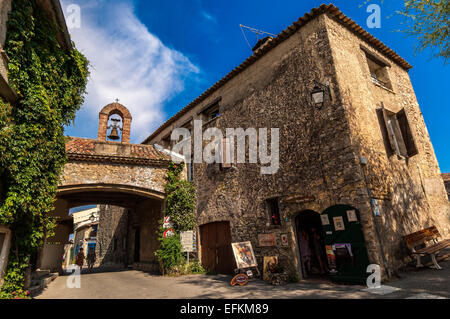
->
xmin=402 ymin=226 xmax=450 ymax=270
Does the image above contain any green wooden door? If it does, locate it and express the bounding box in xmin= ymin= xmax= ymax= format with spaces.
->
xmin=321 ymin=205 xmax=370 ymax=284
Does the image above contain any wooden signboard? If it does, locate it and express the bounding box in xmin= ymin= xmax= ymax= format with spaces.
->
xmin=180 ymin=231 xmax=195 ymax=252
xmin=258 ymin=233 xmax=276 ymax=247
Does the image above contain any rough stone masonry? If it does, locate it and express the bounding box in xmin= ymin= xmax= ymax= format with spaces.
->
xmin=144 ymin=4 xmax=449 ymax=280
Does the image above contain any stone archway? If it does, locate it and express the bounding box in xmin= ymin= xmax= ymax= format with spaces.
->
xmin=37 ymin=103 xmax=172 ymax=274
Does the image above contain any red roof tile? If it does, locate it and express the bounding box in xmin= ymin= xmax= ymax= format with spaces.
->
xmin=66 ymin=137 xmax=171 ymax=164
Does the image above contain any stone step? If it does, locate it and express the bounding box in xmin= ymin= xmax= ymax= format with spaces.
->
xmin=31 ymin=269 xmax=50 ymax=280
xmin=29 ymin=272 xmax=58 ymax=296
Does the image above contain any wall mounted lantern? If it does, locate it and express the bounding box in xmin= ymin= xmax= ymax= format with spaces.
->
xmin=311 ymin=81 xmax=332 ymax=108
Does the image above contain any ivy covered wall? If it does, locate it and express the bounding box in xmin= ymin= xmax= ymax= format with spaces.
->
xmin=0 ymin=0 xmax=88 ymax=298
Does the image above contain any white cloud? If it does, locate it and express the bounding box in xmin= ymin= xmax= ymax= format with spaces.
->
xmin=61 ymin=0 xmax=199 ymax=142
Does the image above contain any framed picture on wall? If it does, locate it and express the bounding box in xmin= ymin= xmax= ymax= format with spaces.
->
xmin=333 ymin=216 xmax=345 ymax=231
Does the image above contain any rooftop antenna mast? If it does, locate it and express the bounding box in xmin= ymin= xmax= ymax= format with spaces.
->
xmin=239 ymin=24 xmax=276 ymax=51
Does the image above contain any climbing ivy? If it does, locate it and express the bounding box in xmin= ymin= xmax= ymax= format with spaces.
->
xmin=155 ymin=162 xmax=196 ymax=273
xmin=0 ymin=0 xmax=88 ymax=298
xmin=164 ymin=162 xmax=196 ymax=232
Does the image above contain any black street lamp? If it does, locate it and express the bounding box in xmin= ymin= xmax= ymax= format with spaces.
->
xmin=311 ymin=81 xmax=332 ymax=108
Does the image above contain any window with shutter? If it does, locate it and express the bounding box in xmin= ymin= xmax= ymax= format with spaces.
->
xmin=377 ymin=103 xmax=418 ymax=159
xmin=396 ymin=109 xmax=418 ymax=157
xmin=220 ymin=137 xmax=232 ymax=169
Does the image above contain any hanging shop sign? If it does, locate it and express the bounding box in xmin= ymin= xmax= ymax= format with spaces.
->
xmin=230 ymin=273 xmax=249 ymax=286
xmin=163 ymin=228 xmax=175 ymax=238
xmin=347 ymin=210 xmax=358 ymax=222
xmin=320 ymin=214 xmax=330 ymax=225
xmin=280 ymin=234 xmax=289 ymax=247
xmin=231 ymin=241 xmax=257 ymax=269
xmin=180 ymin=231 xmax=195 ymax=252
xmin=333 ymin=216 xmax=345 ymax=231
xmin=258 ymin=233 xmax=276 ymax=247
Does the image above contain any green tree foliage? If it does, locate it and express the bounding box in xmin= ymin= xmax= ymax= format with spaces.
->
xmin=163 ymin=162 xmax=196 ymax=231
xmin=0 ymin=0 xmax=88 ymax=298
xmin=155 ymin=232 xmax=183 ymax=272
xmin=397 ymin=0 xmax=449 ymax=60
xmin=155 ymin=162 xmax=196 ymax=273
xmin=365 ymin=0 xmax=449 ymax=61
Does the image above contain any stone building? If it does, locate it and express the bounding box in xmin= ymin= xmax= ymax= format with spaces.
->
xmin=143 ymin=4 xmax=449 ymax=281
xmin=0 ymin=0 xmax=71 ymax=286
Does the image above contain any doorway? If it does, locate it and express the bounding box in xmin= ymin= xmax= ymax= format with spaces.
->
xmin=295 ymin=210 xmax=329 ymax=279
xmin=200 ymin=221 xmax=234 ymax=275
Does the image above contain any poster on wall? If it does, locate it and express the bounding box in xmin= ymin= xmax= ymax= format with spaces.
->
xmin=258 ymin=233 xmax=276 ymax=247
xmin=280 ymin=234 xmax=289 ymax=247
xmin=263 ymin=256 xmax=278 ymax=281
xmin=333 ymin=216 xmax=345 ymax=231
xmin=320 ymin=214 xmax=330 ymax=226
xmin=231 ymin=241 xmax=258 ymax=269
xmin=347 ymin=210 xmax=358 ymax=222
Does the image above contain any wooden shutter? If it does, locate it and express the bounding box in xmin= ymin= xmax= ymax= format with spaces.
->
xmin=396 ymin=109 xmax=418 ymax=157
xmin=376 ymin=103 xmax=394 ymax=156
xmin=379 ymin=103 xmax=407 ymax=157
xmin=221 ymin=137 xmax=232 ymax=168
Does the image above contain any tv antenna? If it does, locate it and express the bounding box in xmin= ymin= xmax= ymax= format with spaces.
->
xmin=239 ymin=24 xmax=276 ymax=51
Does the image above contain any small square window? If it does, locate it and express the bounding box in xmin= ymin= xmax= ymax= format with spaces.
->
xmin=267 ymin=198 xmax=281 ymax=226
xmin=365 ymin=54 xmax=392 ymax=90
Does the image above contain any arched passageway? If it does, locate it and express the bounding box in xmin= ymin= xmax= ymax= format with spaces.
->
xmin=38 ymin=186 xmax=165 ymax=274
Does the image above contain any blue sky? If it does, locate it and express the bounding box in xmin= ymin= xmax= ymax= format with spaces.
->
xmin=62 ymin=0 xmax=449 ymax=172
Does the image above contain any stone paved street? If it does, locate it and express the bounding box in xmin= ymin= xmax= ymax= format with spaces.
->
xmin=35 ymin=260 xmax=450 ymax=299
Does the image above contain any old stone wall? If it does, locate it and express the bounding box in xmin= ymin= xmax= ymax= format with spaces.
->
xmin=145 ymin=11 xmax=449 ymax=279
xmin=325 ymin=14 xmax=450 ymax=272
xmin=95 ymin=204 xmax=129 ymax=268
xmin=127 ymin=199 xmax=162 ymax=272
xmin=61 ymin=162 xmax=167 ymax=194
xmin=0 ymin=0 xmax=11 ymax=47
xmin=148 ymin=15 xmax=373 ymax=279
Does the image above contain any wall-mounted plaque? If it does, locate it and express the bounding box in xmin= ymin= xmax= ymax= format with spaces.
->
xmin=333 ymin=216 xmax=345 ymax=231
xmin=347 ymin=210 xmax=358 ymax=222
xmin=320 ymin=214 xmax=330 ymax=226
xmin=258 ymin=233 xmax=276 ymax=247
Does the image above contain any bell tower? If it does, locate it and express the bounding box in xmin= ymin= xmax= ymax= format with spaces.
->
xmin=97 ymin=101 xmax=132 ymax=143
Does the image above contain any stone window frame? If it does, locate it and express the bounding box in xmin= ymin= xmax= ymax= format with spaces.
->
xmin=361 ymin=45 xmax=394 ymax=91
xmin=376 ymin=103 xmax=418 ymax=159
xmin=266 ymin=197 xmax=282 ymax=227
xmin=198 ymin=97 xmax=222 ymax=123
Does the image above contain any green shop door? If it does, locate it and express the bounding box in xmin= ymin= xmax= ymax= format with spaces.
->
xmin=321 ymin=205 xmax=370 ymax=284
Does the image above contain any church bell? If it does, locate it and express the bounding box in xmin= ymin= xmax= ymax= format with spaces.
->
xmin=108 ymin=126 xmax=120 ymax=140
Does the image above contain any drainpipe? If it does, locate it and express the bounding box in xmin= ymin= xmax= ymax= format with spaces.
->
xmin=360 ymin=156 xmax=392 ymax=279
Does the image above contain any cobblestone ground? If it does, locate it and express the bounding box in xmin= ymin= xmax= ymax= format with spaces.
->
xmin=35 ymin=260 xmax=450 ymax=299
